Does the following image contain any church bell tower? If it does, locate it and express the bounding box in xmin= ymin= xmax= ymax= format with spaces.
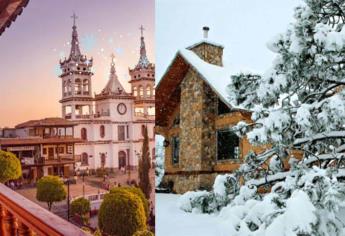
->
xmin=129 ymin=25 xmax=155 ymax=118
xmin=59 ymin=13 xmax=94 ymax=120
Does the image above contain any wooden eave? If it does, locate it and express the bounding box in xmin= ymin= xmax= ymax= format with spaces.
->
xmin=0 ymin=0 xmax=29 ymax=36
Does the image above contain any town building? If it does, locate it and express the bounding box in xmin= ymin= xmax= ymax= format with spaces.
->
xmin=156 ymin=27 xmax=263 ymax=193
xmin=0 ymin=118 xmax=82 ymax=182
xmin=58 ymin=18 xmax=155 ymax=173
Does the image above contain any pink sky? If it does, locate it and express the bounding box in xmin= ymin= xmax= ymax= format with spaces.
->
xmin=0 ymin=0 xmax=154 ymax=127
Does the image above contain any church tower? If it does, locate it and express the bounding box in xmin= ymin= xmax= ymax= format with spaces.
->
xmin=129 ymin=26 xmax=155 ymax=118
xmin=59 ymin=14 xmax=94 ymax=120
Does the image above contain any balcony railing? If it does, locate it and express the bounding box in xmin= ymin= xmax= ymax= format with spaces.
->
xmin=0 ymin=184 xmax=89 ymax=236
xmin=135 ymin=112 xmax=155 ymax=119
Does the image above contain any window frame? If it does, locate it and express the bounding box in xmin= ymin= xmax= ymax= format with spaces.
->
xmin=216 ymin=129 xmax=240 ymax=161
xmin=172 ymin=136 xmax=180 ymax=165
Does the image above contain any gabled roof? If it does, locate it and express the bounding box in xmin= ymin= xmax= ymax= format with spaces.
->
xmin=156 ymin=48 xmax=250 ymax=127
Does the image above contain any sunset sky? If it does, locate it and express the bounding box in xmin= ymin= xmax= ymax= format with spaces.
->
xmin=0 ymin=0 xmax=154 ymax=127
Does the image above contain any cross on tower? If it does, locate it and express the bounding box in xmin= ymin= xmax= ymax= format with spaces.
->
xmin=110 ymin=53 xmax=115 ymax=64
xmin=139 ymin=25 xmax=145 ymax=37
xmin=71 ymin=12 xmax=78 ymax=26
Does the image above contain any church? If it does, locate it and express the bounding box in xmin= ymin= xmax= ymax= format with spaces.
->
xmin=0 ymin=17 xmax=155 ymax=180
xmin=59 ymin=16 xmax=155 ymax=173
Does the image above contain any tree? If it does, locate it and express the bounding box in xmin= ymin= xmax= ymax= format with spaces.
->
xmin=180 ymin=0 xmax=345 ymax=234
xmin=133 ymin=230 xmax=154 ymax=236
xmin=110 ymin=186 xmax=149 ymax=217
xmin=227 ymin=0 xmax=345 ymax=182
xmin=138 ymin=125 xmax=152 ymax=199
xmin=98 ymin=190 xmax=146 ymax=236
xmin=0 ymin=150 xmax=22 ymax=183
xmin=71 ymin=197 xmax=91 ymax=225
xmin=36 ymin=175 xmax=66 ymax=211
xmin=218 ymin=0 xmax=345 ymax=234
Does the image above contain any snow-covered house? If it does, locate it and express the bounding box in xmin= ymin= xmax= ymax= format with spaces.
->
xmin=156 ymin=28 xmax=263 ymax=193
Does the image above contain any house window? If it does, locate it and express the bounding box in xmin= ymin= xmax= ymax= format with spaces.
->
xmin=126 ymin=125 xmax=129 ymax=138
xmin=81 ymin=152 xmax=88 ymax=165
xmin=118 ymin=125 xmax=125 ymax=141
xmin=81 ymin=128 xmax=87 ymax=140
xmin=217 ymin=129 xmax=240 ymax=160
xmin=172 ymin=136 xmax=180 ymax=164
xmin=58 ymin=146 xmax=64 ymax=154
xmin=218 ymin=99 xmax=231 ymax=115
xmin=100 ymin=125 xmax=105 ymax=138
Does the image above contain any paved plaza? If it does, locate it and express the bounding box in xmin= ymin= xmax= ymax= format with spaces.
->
xmin=15 ymin=169 xmax=155 ymax=226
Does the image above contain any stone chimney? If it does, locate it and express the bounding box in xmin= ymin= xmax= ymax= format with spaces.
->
xmin=187 ymin=26 xmax=224 ymax=66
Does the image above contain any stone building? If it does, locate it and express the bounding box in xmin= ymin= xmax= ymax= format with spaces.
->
xmin=156 ymin=28 xmax=263 ymax=193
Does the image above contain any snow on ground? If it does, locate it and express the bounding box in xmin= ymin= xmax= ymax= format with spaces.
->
xmin=156 ymin=193 xmax=231 ymax=236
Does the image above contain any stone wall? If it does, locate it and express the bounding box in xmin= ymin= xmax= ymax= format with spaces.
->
xmin=179 ymin=69 xmax=204 ymax=171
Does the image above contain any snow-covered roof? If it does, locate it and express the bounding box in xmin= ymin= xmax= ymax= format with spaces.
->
xmin=178 ymin=48 xmax=232 ymax=107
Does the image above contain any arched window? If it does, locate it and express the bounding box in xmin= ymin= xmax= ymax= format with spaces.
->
xmin=67 ymin=79 xmax=72 ymax=95
xmin=152 ymin=87 xmax=155 ymax=96
xmin=81 ymin=152 xmax=88 ymax=165
xmin=118 ymin=151 xmax=126 ymax=169
xmin=100 ymin=125 xmax=105 ymax=138
xmin=83 ymin=79 xmax=89 ymax=94
xmin=75 ymin=78 xmax=82 ymax=95
xmin=63 ymin=81 xmax=68 ymax=94
xmin=139 ymin=86 xmax=144 ymax=97
xmin=100 ymin=153 xmax=106 ymax=168
xmin=146 ymin=86 xmax=151 ymax=97
xmin=133 ymin=87 xmax=137 ymax=96
xmin=81 ymin=128 xmax=87 ymax=140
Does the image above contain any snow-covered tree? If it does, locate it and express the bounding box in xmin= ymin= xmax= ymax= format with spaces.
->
xmin=179 ymin=1 xmax=345 ymax=234
xmin=229 ymin=0 xmax=345 ymax=179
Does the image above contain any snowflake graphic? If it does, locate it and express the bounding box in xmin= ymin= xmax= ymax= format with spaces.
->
xmin=115 ymin=47 xmax=124 ymax=56
xmin=81 ymin=34 xmax=97 ymax=52
xmin=54 ymin=65 xmax=62 ymax=76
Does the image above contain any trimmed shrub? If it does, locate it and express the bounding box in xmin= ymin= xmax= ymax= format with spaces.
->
xmin=71 ymin=197 xmax=91 ymax=225
xmin=0 ymin=150 xmax=22 ymax=183
xmin=36 ymin=175 xmax=66 ymax=211
xmin=110 ymin=186 xmax=149 ymax=217
xmin=133 ymin=230 xmax=154 ymax=236
xmin=98 ymin=191 xmax=146 ymax=236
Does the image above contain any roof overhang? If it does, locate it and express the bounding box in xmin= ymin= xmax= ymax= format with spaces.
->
xmin=0 ymin=0 xmax=29 ymax=36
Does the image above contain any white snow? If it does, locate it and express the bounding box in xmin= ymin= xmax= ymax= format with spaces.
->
xmin=178 ymin=49 xmax=233 ymax=107
xmin=156 ymin=194 xmax=234 ymax=236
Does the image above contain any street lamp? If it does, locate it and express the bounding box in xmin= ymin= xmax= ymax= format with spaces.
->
xmin=66 ymin=179 xmax=70 ymax=221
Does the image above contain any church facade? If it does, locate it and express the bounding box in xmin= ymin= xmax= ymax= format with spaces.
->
xmin=59 ymin=19 xmax=155 ymax=173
